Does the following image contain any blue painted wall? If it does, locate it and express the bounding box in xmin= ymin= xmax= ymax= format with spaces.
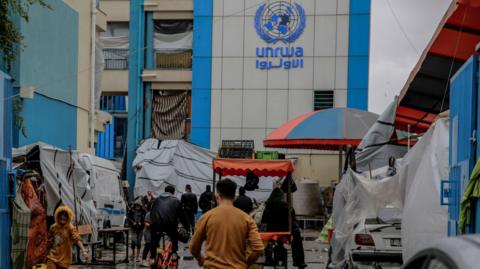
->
xmin=190 ymin=0 xmax=213 ymax=148
xmin=21 ymin=94 xmax=77 ymax=149
xmin=0 ymin=71 xmax=13 ymax=269
xmin=15 ymin=0 xmax=79 ymax=149
xmin=347 ymin=0 xmax=371 ymax=110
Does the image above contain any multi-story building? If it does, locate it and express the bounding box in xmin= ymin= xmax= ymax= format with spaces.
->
xmin=4 ymin=0 xmax=108 ymax=153
xmin=97 ymin=0 xmax=130 ymax=160
xmin=125 ymin=0 xmax=371 ymax=187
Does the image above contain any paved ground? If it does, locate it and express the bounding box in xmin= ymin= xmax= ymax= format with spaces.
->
xmin=72 ymin=230 xmax=330 ymax=269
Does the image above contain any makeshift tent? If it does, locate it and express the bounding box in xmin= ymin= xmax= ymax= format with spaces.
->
xmin=78 ymin=154 xmax=126 ymax=228
xmin=330 ymin=167 xmax=403 ymax=268
xmin=330 ymin=119 xmax=449 ymax=267
xmin=133 ymin=139 xmax=275 ymax=201
xmin=400 ymin=119 xmax=449 ymax=261
xmin=13 ymin=143 xmax=99 ymax=235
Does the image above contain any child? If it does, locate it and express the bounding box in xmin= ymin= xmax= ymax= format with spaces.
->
xmin=141 ymin=212 xmax=153 ymax=267
xmin=128 ymin=199 xmax=146 ymax=262
xmin=46 ymin=205 xmax=89 ymax=269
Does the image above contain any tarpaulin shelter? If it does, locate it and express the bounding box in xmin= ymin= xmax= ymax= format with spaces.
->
xmin=330 ymin=119 xmax=449 ymax=268
xmin=133 ymin=139 xmax=276 ymax=201
xmin=395 ymin=0 xmax=480 ymax=133
xmin=12 ymin=143 xmax=99 ymax=238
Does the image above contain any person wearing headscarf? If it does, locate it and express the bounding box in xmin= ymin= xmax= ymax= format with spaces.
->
xmin=261 ymin=188 xmax=307 ymax=269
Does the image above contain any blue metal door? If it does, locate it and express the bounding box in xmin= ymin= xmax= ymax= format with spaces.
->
xmin=0 ymin=71 xmax=13 ymax=269
xmin=449 ymin=55 xmax=479 ymax=235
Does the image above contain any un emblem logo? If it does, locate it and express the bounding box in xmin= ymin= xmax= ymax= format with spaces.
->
xmin=255 ymin=1 xmax=306 ymax=44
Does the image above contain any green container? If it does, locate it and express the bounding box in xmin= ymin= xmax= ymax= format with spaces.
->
xmin=255 ymin=151 xmax=279 ymax=160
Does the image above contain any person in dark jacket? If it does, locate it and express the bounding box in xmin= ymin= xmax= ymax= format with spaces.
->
xmin=261 ymin=188 xmax=307 ymax=269
xmin=150 ymin=185 xmax=188 ymax=262
xmin=181 ymin=184 xmax=198 ymax=232
xmin=234 ymin=187 xmax=253 ymax=214
xmin=128 ymin=198 xmax=146 ymax=262
xmin=199 ymin=185 xmax=214 ymax=214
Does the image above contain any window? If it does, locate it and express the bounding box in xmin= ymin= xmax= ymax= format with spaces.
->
xmin=101 ymin=22 xmax=130 ymax=70
xmin=314 ymin=90 xmax=334 ymax=110
xmin=154 ymin=20 xmax=193 ymax=69
xmin=96 ymin=96 xmax=127 ymax=160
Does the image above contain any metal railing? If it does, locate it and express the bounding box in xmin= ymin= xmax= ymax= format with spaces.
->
xmin=103 ymin=48 xmax=129 ymax=70
xmin=155 ymin=50 xmax=192 ymax=69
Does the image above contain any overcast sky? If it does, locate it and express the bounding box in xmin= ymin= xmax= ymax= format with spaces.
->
xmin=369 ymin=0 xmax=453 ymax=113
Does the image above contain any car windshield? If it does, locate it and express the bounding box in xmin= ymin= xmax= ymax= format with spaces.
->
xmin=365 ymin=208 xmax=402 ymax=224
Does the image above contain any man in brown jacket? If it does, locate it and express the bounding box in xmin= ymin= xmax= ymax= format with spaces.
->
xmin=189 ymin=178 xmax=264 ymax=269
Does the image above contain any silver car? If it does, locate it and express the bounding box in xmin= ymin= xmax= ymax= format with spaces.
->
xmin=348 ymin=208 xmax=403 ymax=269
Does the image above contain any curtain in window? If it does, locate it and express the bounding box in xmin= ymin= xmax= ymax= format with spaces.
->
xmin=152 ymin=91 xmax=188 ymax=139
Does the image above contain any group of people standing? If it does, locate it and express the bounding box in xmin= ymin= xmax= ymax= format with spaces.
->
xmin=126 ymin=184 xmax=217 ymax=267
xmin=127 ymin=179 xmax=306 ymax=269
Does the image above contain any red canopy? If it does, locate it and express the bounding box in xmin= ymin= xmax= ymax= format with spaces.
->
xmin=396 ymin=0 xmax=480 ymax=132
xmin=213 ymin=159 xmax=294 ymax=177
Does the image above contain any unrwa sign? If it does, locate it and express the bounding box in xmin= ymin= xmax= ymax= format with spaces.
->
xmin=254 ymin=1 xmax=306 ymax=70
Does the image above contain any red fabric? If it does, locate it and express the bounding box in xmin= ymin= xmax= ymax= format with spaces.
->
xmin=395 ymin=106 xmax=437 ymax=133
xmin=259 ymin=232 xmax=291 ymax=241
xmin=458 ymin=0 xmax=480 ymax=7
xmin=213 ymin=159 xmax=294 ymax=177
xmin=265 ymin=111 xmax=316 ymax=140
xmin=263 ymin=138 xmax=361 ymax=150
xmin=429 ymin=28 xmax=480 ymax=61
xmin=429 ymin=2 xmax=480 ymax=61
xmin=448 ymin=4 xmax=480 ymax=29
xmin=22 ymin=178 xmax=49 ymax=269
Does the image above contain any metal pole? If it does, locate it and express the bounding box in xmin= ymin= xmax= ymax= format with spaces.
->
xmin=407 ymin=124 xmax=411 ymax=150
xmin=338 ymin=146 xmax=343 ymax=181
xmin=287 ymin=173 xmax=292 ymax=233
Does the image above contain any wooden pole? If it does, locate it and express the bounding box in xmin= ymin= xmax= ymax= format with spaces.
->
xmin=69 ymin=145 xmax=78 ymax=228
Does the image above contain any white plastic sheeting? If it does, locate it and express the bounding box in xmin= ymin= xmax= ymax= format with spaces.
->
xmin=133 ymin=139 xmax=275 ymax=201
xmin=95 ymin=40 xmax=104 ymax=110
xmin=154 ymin=32 xmax=193 ymax=51
xmin=356 ymin=98 xmax=407 ymax=171
xmin=330 ymin=119 xmax=449 ymax=267
xmin=100 ymin=36 xmax=129 ymax=49
xmin=331 ymin=167 xmax=403 ymax=268
xmin=400 ymin=119 xmax=449 ymax=261
xmin=78 ymin=154 xmax=126 ymax=227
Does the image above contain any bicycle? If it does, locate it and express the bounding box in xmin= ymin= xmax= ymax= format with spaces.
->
xmin=154 ymin=233 xmax=179 ymax=269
